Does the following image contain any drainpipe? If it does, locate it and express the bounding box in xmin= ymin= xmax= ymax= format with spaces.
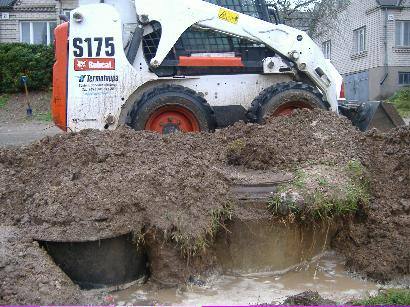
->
xmin=380 ymin=8 xmax=389 ymax=89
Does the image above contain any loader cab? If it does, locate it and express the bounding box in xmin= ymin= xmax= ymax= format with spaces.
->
xmin=142 ymin=0 xmax=277 ymax=77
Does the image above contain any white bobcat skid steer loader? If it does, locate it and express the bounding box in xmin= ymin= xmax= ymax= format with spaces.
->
xmin=51 ymin=0 xmax=393 ymax=134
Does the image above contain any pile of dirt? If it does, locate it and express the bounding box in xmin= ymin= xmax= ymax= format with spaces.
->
xmin=333 ymin=127 xmax=410 ymax=282
xmin=225 ymin=109 xmax=364 ymax=170
xmin=0 ymin=110 xmax=363 ymax=242
xmin=0 ymin=226 xmax=104 ymax=305
xmin=0 ymin=128 xmax=231 ymax=245
xmin=0 ymin=109 xmax=409 ymax=304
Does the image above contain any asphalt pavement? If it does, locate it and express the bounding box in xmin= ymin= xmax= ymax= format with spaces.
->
xmin=0 ymin=122 xmax=61 ymax=147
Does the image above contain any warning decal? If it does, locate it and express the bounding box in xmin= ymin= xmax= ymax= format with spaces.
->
xmin=218 ymin=8 xmax=239 ymax=24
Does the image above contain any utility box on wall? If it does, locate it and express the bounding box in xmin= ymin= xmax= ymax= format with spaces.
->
xmin=1 ymin=12 xmax=10 ymax=19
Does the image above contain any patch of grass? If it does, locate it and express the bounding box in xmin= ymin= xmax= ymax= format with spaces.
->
xmin=268 ymin=189 xmax=301 ymax=216
xmin=0 ymin=94 xmax=10 ymax=108
xmin=208 ymin=202 xmax=233 ymax=237
xmin=309 ymin=185 xmax=362 ymax=220
xmin=352 ymin=289 xmax=410 ymax=306
xmin=347 ymin=159 xmax=365 ymax=178
xmin=226 ymin=139 xmax=247 ymax=166
xmin=171 ymin=202 xmax=233 ymax=256
xmin=227 ymin=139 xmax=246 ymax=152
xmin=33 ymin=111 xmax=52 ymax=122
xmin=268 ymin=161 xmax=370 ymax=221
xmin=388 ymin=87 xmax=410 ymax=118
xmin=268 ymin=190 xmax=284 ymax=213
xmin=294 ymin=169 xmax=307 ymax=189
xmin=317 ymin=177 xmax=329 ymax=187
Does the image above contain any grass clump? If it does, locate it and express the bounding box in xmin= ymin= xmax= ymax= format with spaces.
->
xmin=33 ymin=111 xmax=52 ymax=122
xmin=226 ymin=139 xmax=247 ymax=166
xmin=294 ymin=169 xmax=307 ymax=189
xmin=170 ymin=202 xmax=233 ymax=256
xmin=268 ymin=161 xmax=370 ymax=221
xmin=388 ymin=87 xmax=410 ymax=118
xmin=268 ymin=187 xmax=302 ymax=217
xmin=352 ymin=289 xmax=410 ymax=306
xmin=0 ymin=94 xmax=9 ymax=108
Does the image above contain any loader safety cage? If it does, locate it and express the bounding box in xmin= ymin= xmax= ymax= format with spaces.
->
xmin=142 ymin=0 xmax=276 ymax=76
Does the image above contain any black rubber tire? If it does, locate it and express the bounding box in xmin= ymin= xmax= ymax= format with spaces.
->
xmin=130 ymin=84 xmax=216 ymax=132
xmin=247 ymin=82 xmax=328 ymax=124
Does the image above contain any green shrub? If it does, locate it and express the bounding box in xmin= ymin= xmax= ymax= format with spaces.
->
xmin=388 ymin=87 xmax=410 ymax=118
xmin=0 ymin=43 xmax=54 ymax=93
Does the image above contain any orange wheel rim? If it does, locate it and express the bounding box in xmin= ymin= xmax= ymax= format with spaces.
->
xmin=145 ymin=105 xmax=200 ymax=134
xmin=272 ymin=101 xmax=312 ymax=117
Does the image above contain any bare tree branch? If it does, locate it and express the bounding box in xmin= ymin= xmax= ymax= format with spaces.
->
xmin=266 ymin=0 xmax=350 ymax=38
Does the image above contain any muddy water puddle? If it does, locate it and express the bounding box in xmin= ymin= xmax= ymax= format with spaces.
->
xmin=113 ymin=252 xmax=380 ymax=305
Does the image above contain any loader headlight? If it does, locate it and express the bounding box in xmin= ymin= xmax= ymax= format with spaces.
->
xmin=73 ymin=12 xmax=83 ymax=23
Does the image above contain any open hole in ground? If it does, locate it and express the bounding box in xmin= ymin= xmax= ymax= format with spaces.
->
xmin=38 ymin=233 xmax=148 ymax=290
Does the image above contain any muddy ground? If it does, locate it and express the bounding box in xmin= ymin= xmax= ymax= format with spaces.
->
xmin=0 ymin=92 xmax=51 ymax=124
xmin=0 ymin=92 xmax=60 ymax=146
xmin=0 ymin=110 xmax=409 ymax=305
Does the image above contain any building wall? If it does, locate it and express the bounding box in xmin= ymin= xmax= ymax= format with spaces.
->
xmin=387 ymin=6 xmax=410 ymax=67
xmin=370 ymin=66 xmax=410 ymax=100
xmin=0 ymin=18 xmax=18 ymax=42
xmin=58 ymin=0 xmax=78 ymax=12
xmin=317 ymin=0 xmax=383 ymax=75
xmin=0 ymin=0 xmax=57 ymax=43
xmin=317 ymin=0 xmax=410 ymax=100
xmin=377 ymin=5 xmax=410 ymax=99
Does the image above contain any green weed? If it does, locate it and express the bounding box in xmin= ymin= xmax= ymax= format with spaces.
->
xmin=208 ymin=202 xmax=233 ymax=237
xmin=352 ymin=289 xmax=410 ymax=306
xmin=347 ymin=159 xmax=365 ymax=178
xmin=293 ymin=169 xmax=307 ymax=189
xmin=0 ymin=94 xmax=9 ymax=108
xmin=227 ymin=139 xmax=246 ymax=152
xmin=33 ymin=111 xmax=52 ymax=122
xmin=317 ymin=177 xmax=329 ymax=187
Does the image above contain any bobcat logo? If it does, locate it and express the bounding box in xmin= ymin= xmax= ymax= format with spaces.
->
xmin=76 ymin=60 xmax=87 ymax=69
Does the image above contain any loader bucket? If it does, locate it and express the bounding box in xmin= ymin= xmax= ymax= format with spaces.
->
xmin=339 ymin=101 xmax=406 ymax=132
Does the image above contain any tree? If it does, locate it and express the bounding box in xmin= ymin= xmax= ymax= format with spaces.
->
xmin=266 ymin=0 xmax=351 ymax=38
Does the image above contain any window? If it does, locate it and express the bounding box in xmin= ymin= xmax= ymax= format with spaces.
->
xmin=353 ymin=26 xmax=366 ymax=54
xmin=396 ymin=21 xmax=410 ymax=47
xmin=399 ymin=72 xmax=410 ymax=85
xmin=63 ymin=10 xmax=72 ymax=20
xmin=322 ymin=40 xmax=331 ymax=59
xmin=20 ymin=21 xmax=57 ymax=45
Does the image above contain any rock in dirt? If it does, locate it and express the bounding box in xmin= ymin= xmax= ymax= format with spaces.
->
xmin=283 ymin=290 xmax=336 ymax=305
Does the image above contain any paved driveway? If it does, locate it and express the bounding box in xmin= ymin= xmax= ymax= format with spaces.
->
xmin=0 ymin=122 xmax=61 ymax=147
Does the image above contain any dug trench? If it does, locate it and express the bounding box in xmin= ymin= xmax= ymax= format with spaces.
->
xmin=0 ymin=110 xmax=409 ymax=305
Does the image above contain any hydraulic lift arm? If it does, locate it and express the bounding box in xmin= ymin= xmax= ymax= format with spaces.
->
xmin=134 ymin=0 xmax=343 ymax=112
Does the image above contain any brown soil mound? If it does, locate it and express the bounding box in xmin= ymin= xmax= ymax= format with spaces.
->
xmin=0 ymin=227 xmax=103 ymax=305
xmin=225 ymin=109 xmax=363 ymax=170
xmin=0 ymin=110 xmax=409 ymax=304
xmin=0 ymin=128 xmax=231 ymax=245
xmin=333 ymin=127 xmax=410 ymax=282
